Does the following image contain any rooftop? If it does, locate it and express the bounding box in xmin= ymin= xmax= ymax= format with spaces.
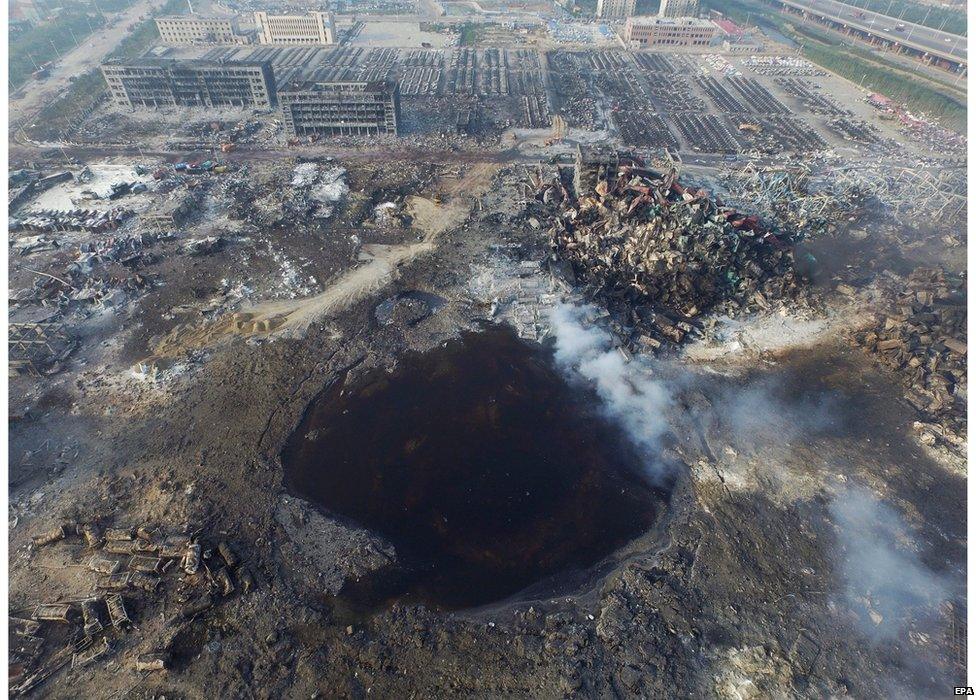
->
xmin=278 ymin=74 xmax=395 ymax=94
xmin=713 ymin=18 xmax=744 ymax=35
xmin=626 ymin=16 xmax=716 ymax=27
xmin=103 ymin=55 xmax=271 ymax=70
xmin=156 ymin=14 xmax=235 ymax=21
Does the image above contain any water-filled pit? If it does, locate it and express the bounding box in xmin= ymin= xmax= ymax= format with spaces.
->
xmin=282 ymin=326 xmax=670 ymax=609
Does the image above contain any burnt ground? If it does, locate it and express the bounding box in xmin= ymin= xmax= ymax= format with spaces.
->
xmin=8 ymin=157 xmax=967 ymax=698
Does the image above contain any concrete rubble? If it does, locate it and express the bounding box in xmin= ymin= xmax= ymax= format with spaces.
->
xmin=7 ymin=16 xmax=969 ymax=697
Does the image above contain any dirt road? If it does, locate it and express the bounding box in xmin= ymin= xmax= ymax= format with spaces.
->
xmin=149 ymin=169 xmax=497 ymax=360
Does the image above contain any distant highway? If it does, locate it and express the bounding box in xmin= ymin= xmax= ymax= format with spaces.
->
xmin=774 ymin=0 xmax=967 ymax=66
xmin=8 ymin=0 xmax=166 ymax=134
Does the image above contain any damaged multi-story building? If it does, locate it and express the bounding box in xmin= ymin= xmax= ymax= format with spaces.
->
xmin=658 ymin=0 xmax=700 ymax=18
xmin=101 ymin=57 xmax=276 ymax=109
xmin=278 ymin=77 xmax=400 ymax=137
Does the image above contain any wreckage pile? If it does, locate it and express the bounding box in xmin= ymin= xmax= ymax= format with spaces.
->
xmin=13 ymin=207 xmax=134 ymax=234
xmin=546 ymin=160 xmax=802 ymax=348
xmin=724 ymin=162 xmax=968 ymax=236
xmin=11 ymin=521 xmax=253 ymax=695
xmin=850 ymin=268 xmax=966 ymax=452
xmin=10 ymin=230 xmax=170 ymax=322
xmin=217 ymin=160 xmax=351 ymax=226
xmin=290 ymin=162 xmax=349 ymax=219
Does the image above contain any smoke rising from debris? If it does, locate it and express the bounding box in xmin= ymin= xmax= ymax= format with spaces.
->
xmin=548 ymin=303 xmax=959 ymax=694
xmin=829 ymin=486 xmax=953 ymax=641
xmin=701 ymin=375 xmax=839 ymax=451
xmin=549 ymin=303 xmax=839 ymax=475
xmin=549 ymin=303 xmax=673 ymax=483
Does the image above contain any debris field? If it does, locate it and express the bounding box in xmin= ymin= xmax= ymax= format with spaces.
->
xmin=547 ymin=149 xmax=805 ymax=349
xmin=6 ymin=14 xmax=969 ymax=700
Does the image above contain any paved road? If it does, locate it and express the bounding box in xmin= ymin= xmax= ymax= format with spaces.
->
xmin=777 ymin=0 xmax=967 ymax=64
xmin=14 ymin=138 xmax=948 ymax=176
xmin=9 ymin=141 xmax=534 ymax=166
xmin=8 ymin=0 xmax=164 ymax=134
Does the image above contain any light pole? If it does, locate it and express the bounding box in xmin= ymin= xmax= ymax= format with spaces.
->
xmin=905 ymin=6 xmax=930 ymax=40
xmin=947 ymin=33 xmax=963 ymax=61
xmin=50 ymin=38 xmax=62 ymax=60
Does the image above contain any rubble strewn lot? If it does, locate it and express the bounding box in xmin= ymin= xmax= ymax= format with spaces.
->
xmin=850 ymin=268 xmax=966 ymax=453
xmin=7 ymin=19 xmax=968 ymax=700
xmin=12 ymin=518 xmax=253 ymax=695
xmin=8 ymin=141 xmax=967 ymax=697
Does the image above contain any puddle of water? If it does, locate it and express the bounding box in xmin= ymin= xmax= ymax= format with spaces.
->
xmin=282 ymin=326 xmax=667 ymax=610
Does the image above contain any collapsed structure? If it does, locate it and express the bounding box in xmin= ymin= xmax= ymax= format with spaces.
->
xmin=723 ymin=162 xmax=968 ymax=234
xmin=546 ymin=147 xmax=801 ymax=347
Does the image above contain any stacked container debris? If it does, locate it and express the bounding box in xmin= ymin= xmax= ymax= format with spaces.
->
xmin=850 ymin=268 xmax=966 ymax=452
xmin=546 ymin=152 xmax=802 ymax=348
xmin=12 ymin=520 xmax=254 ymax=695
xmin=12 ymin=208 xmax=133 ymax=234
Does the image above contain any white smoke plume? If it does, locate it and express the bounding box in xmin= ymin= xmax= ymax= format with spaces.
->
xmin=829 ymin=485 xmax=954 ymax=641
xmin=698 ymin=375 xmax=839 ymax=452
xmin=549 ymin=303 xmax=673 ymax=481
xmin=548 ymin=302 xmax=958 ymax=691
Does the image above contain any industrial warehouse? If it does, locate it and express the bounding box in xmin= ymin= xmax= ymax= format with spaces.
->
xmin=6 ymin=0 xmax=970 ymax=696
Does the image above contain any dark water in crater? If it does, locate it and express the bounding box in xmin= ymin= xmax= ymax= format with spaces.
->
xmin=281 ymin=326 xmax=668 ymax=610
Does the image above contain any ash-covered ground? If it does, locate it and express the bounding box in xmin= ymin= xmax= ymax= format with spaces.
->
xmin=8 ymin=152 xmax=967 ymax=698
